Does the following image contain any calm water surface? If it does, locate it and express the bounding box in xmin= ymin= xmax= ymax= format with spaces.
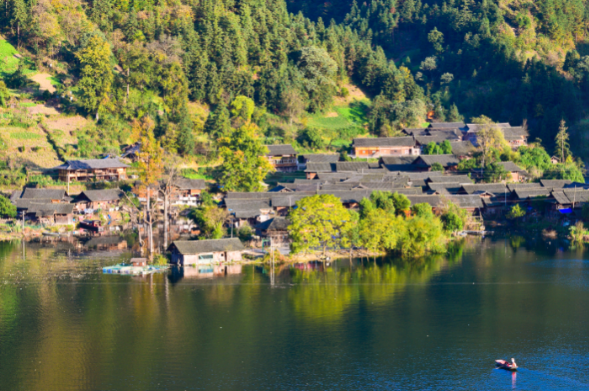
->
xmin=1 ymin=237 xmax=589 ymax=390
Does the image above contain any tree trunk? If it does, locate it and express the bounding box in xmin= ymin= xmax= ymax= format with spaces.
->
xmin=163 ymin=190 xmax=169 ymax=250
xmin=95 ymin=110 xmax=99 ymax=121
xmin=147 ymin=187 xmax=153 ymax=259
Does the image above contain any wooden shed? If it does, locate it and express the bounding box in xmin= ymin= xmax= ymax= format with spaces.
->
xmin=167 ymin=238 xmax=245 ymax=266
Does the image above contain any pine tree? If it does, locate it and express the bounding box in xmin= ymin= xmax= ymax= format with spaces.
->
xmin=11 ymin=0 xmax=28 ymax=47
xmin=176 ymin=107 xmax=196 ymax=156
xmin=554 ymin=119 xmax=571 ymax=163
xmin=204 ymin=103 xmax=231 ymax=139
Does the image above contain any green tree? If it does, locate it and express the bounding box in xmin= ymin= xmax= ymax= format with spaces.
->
xmin=11 ymin=0 xmax=28 ymax=47
xmin=76 ymin=35 xmax=114 ymax=121
xmin=440 ymin=140 xmax=452 ymax=154
xmin=358 ymin=209 xmax=403 ymax=253
xmin=506 ymin=204 xmax=526 ymax=220
xmin=392 ymin=192 xmax=411 ymax=213
xmin=411 ymin=203 xmax=434 ymax=219
xmin=288 ymin=194 xmax=353 ymax=256
xmin=204 ymin=103 xmax=231 ymax=138
xmin=428 ymin=27 xmax=444 ymax=54
xmin=230 ymin=96 xmax=255 ymax=123
xmin=441 ymin=212 xmax=463 ymax=233
xmin=217 ymin=123 xmax=274 ymax=192
xmin=282 ymin=89 xmax=306 ymax=126
xmin=0 ymin=195 xmax=16 ymax=218
xmin=431 ymin=162 xmax=445 ymax=172
xmin=447 ymin=104 xmax=463 ymax=122
xmin=400 ymin=216 xmax=446 ymax=256
xmin=554 ymin=119 xmax=571 ymax=163
xmin=370 ymin=191 xmax=396 ymax=213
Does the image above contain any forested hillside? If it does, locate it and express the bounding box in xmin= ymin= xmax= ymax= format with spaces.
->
xmin=1 ymin=0 xmax=589 ymax=163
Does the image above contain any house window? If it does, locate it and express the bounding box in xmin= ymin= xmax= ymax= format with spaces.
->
xmin=198 ymin=253 xmax=214 ymax=260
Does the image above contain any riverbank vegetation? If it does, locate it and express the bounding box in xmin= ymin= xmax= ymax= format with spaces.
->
xmin=287 ymin=192 xmax=468 ymax=258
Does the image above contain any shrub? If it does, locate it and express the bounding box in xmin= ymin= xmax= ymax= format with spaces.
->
xmin=0 ymin=195 xmax=16 ymax=218
xmin=506 ymin=204 xmax=526 ymax=220
xmin=412 ymin=203 xmax=434 ymax=218
xmin=431 ymin=162 xmax=444 ymax=172
xmin=153 ymin=254 xmax=169 ymax=266
xmin=237 ymin=224 xmax=253 ymax=242
xmin=441 ymin=212 xmax=463 ymax=232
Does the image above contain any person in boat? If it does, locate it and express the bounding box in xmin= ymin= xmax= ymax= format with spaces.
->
xmin=510 ymin=358 xmax=517 ymax=368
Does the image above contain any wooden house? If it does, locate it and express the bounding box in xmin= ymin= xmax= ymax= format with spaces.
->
xmin=26 ymin=202 xmax=74 ymax=225
xmin=264 ymin=144 xmax=298 ymax=172
xmin=352 ymin=137 xmax=419 ymax=158
xmin=255 ymin=217 xmax=290 ymax=246
xmin=168 ymin=238 xmax=245 ymax=266
xmin=54 ymin=158 xmax=130 ymax=182
xmin=73 ymin=189 xmax=124 ymax=212
xmin=502 ymin=127 xmax=529 ymax=149
xmin=495 ymin=161 xmax=526 ymax=182
xmin=171 ymin=178 xmax=207 ymax=206
xmin=413 ymin=155 xmax=460 ymax=171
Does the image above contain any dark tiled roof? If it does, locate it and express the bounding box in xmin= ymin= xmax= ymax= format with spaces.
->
xmin=407 ymin=195 xmax=442 ymax=207
xmin=502 ymin=127 xmax=529 ymax=140
xmin=551 ymin=191 xmax=571 ymax=205
xmin=415 ymin=132 xmax=461 ymax=145
xmin=406 ymin=171 xmax=444 ymax=180
xmin=380 ymin=156 xmax=419 ymax=165
xmin=174 ymin=178 xmax=207 ymax=190
xmin=10 ymin=190 xmax=22 ymax=204
xmin=316 ymin=173 xmax=351 ymax=181
xmin=302 ymin=154 xmax=340 ymax=163
xmin=563 ymin=189 xmax=589 ymax=203
xmin=16 ymin=199 xmax=53 ymax=210
xmin=402 ymin=128 xmax=429 ymax=136
xmin=414 ymin=155 xmax=460 ymax=167
xmin=266 ymin=144 xmax=297 ymax=156
xmin=465 ymin=123 xmax=511 ymax=133
xmin=305 ymin=162 xmax=335 ymax=173
xmin=78 ymin=189 xmax=124 ymax=202
xmin=353 ymin=137 xmax=416 ymax=147
xmin=429 ymin=122 xmax=465 ymax=129
xmin=446 ymin=195 xmax=484 ymax=209
xmin=225 ymin=199 xmax=272 ymax=218
xmin=427 ymin=183 xmax=462 ymax=194
xmin=449 ymin=141 xmax=477 ymax=156
xmin=514 ymin=188 xmax=553 ymax=200
xmin=225 ymin=192 xmax=275 ymax=199
xmin=429 ymin=175 xmax=473 ymax=184
xmin=169 ymin=238 xmax=245 ymax=254
xmin=507 ymin=183 xmax=544 ymax=192
xmin=54 ymin=158 xmax=130 ymax=170
xmin=335 ymin=162 xmax=370 ymax=172
xmin=540 ymin=179 xmax=572 ymax=188
xmin=460 ymin=184 xmax=508 ymax=195
xmin=495 ymin=161 xmax=525 ymax=173
xmin=21 ymin=188 xmax=66 ymax=200
xmin=27 ymin=202 xmax=74 ymax=216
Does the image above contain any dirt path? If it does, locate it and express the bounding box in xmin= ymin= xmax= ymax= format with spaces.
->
xmin=29 ymin=73 xmax=56 ymax=93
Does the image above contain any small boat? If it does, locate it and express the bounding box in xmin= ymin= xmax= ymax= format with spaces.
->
xmin=495 ymin=358 xmax=518 ymax=371
xmin=42 ymin=231 xmax=61 ymax=237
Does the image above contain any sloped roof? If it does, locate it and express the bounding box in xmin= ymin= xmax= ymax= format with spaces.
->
xmin=551 ymin=191 xmax=571 ymax=205
xmin=446 ymin=195 xmax=484 ymax=209
xmin=429 ymin=175 xmax=473 ymax=184
xmin=305 ymin=162 xmax=335 ymax=173
xmin=169 ymin=238 xmax=245 ymax=254
xmin=563 ymin=189 xmax=589 ymax=203
xmin=255 ymin=217 xmax=290 ymax=232
xmin=460 ymin=184 xmax=508 ymax=195
xmin=54 ymin=158 xmax=129 ymax=170
xmin=406 ymin=171 xmax=444 ymax=180
xmin=271 ymin=193 xmax=316 ymax=207
xmin=301 ymin=154 xmax=340 ymax=163
xmin=27 ymin=202 xmax=74 ymax=215
xmin=225 ymin=199 xmax=272 ymax=218
xmin=353 ymin=137 xmax=415 ymax=147
xmin=174 ymin=178 xmax=207 ymax=190
xmin=502 ymin=127 xmax=529 ymax=140
xmin=266 ymin=144 xmax=297 ymax=156
xmin=21 ymin=188 xmax=66 ymax=200
xmin=429 ymin=122 xmax=465 ymax=129
xmin=495 ymin=161 xmax=525 ymax=173
xmin=414 ymin=155 xmax=460 ymax=167
xmin=465 ymin=123 xmax=511 ymax=133
xmin=449 ymin=141 xmax=477 ymax=156
xmin=415 ymin=131 xmax=461 ymax=145
xmin=407 ymin=195 xmax=442 ymax=207
xmin=335 ymin=162 xmax=370 ymax=172
xmin=507 ymin=183 xmax=544 ymax=192
xmin=380 ymin=156 xmax=419 ymax=165
xmin=402 ymin=128 xmax=428 ymax=136
xmin=225 ymin=192 xmax=275 ymax=199
xmin=316 ymin=190 xmax=371 ymax=203
xmin=514 ymin=188 xmax=553 ymax=200
xmin=77 ymin=189 xmax=124 ymax=202
xmin=428 ymin=182 xmax=462 ymax=194
xmin=540 ymin=179 xmax=572 ymax=188
xmin=16 ymin=198 xmax=53 ymax=210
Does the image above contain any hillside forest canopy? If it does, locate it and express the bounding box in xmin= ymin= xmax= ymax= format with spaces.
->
xmin=1 ymin=0 xmax=589 ymax=165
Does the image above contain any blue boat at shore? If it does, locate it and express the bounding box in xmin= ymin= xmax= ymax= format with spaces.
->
xmin=102 ymin=263 xmax=168 ymax=276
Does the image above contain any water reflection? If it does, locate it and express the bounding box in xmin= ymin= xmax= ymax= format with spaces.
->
xmin=2 ymin=237 xmax=589 ymax=390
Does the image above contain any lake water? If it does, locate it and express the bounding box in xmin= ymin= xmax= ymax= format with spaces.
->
xmin=1 ymin=237 xmax=589 ymax=390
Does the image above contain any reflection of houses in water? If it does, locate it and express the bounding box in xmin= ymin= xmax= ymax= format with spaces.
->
xmin=79 ymin=236 xmax=128 ymax=251
xmin=168 ymin=264 xmax=242 ymax=283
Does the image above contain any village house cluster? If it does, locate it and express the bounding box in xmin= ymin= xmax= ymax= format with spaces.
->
xmin=9 ymin=122 xmax=583 ymax=266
